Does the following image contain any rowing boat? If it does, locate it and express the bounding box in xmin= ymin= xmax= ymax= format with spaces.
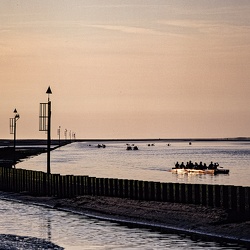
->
xmin=171 ymin=168 xmax=229 ymax=175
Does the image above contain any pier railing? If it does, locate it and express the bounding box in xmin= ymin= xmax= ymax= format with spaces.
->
xmin=0 ymin=167 xmax=249 ymax=217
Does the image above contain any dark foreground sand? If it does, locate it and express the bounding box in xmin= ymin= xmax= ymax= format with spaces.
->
xmin=0 ymin=192 xmax=249 ymax=249
xmin=0 ymin=234 xmax=63 ymax=250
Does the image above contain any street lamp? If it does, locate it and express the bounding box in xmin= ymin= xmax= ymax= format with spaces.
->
xmin=39 ymin=86 xmax=52 ymax=174
xmin=10 ymin=108 xmax=20 ymax=166
xmin=57 ymin=126 xmax=61 ymax=146
xmin=64 ymin=129 xmax=67 ymax=141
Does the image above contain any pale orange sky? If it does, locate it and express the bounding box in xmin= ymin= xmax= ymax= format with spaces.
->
xmin=1 ymin=1 xmax=250 ymax=139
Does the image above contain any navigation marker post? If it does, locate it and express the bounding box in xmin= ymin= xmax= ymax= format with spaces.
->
xmin=39 ymin=86 xmax=52 ymax=175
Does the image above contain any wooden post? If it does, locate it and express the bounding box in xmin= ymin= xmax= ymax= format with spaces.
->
xmin=245 ymin=187 xmax=250 ymax=215
xmin=239 ymin=186 xmax=245 ymax=212
xmin=143 ymin=181 xmax=148 ymax=200
xmin=108 ymin=178 xmax=113 ymax=197
xmin=133 ymin=180 xmax=138 ymax=200
xmin=161 ymin=183 xmax=167 ymax=202
xmin=100 ymin=178 xmax=105 ymax=196
xmin=123 ymin=179 xmax=128 ymax=198
xmin=154 ymin=182 xmax=160 ymax=201
xmin=59 ymin=175 xmax=64 ymax=197
xmin=138 ymin=181 xmax=143 ymax=200
xmin=119 ymin=179 xmax=122 ymax=197
xmin=178 ymin=183 xmax=185 ymax=203
xmin=113 ymin=179 xmax=118 ymax=197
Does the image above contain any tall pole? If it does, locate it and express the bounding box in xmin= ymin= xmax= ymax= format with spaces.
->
xmin=58 ymin=126 xmax=61 ymax=146
xmin=46 ymin=86 xmax=52 ymax=175
xmin=39 ymin=87 xmax=52 ymax=175
xmin=47 ymin=99 xmax=51 ymax=174
xmin=65 ymin=129 xmax=67 ymax=141
xmin=14 ymin=118 xmax=16 ymax=153
xmin=11 ymin=109 xmax=20 ymax=167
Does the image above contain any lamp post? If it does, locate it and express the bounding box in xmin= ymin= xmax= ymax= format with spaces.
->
xmin=39 ymin=86 xmax=52 ymax=175
xmin=10 ymin=108 xmax=20 ymax=166
xmin=64 ymin=129 xmax=67 ymax=141
xmin=57 ymin=126 xmax=61 ymax=146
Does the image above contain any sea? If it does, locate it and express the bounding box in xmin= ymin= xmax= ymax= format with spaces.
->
xmin=0 ymin=140 xmax=249 ymax=249
xmin=17 ymin=140 xmax=250 ymax=186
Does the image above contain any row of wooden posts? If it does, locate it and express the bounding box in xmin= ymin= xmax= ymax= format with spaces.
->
xmin=0 ymin=167 xmax=249 ymax=215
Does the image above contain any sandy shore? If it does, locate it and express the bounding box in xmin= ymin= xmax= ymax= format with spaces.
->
xmin=0 ymin=192 xmax=249 ymax=248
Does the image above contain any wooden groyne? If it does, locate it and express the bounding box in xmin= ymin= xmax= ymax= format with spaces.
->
xmin=0 ymin=167 xmax=249 ymax=218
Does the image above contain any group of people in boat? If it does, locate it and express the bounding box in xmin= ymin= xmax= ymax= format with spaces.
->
xmin=174 ymin=161 xmax=219 ymax=170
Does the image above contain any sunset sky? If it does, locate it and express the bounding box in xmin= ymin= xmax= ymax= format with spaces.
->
xmin=1 ymin=0 xmax=250 ymax=139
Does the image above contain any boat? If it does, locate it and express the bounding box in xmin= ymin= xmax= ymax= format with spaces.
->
xmin=171 ymin=168 xmax=229 ymax=175
xmin=214 ymin=169 xmax=229 ymax=174
xmin=171 ymin=161 xmax=229 ymax=175
xmin=127 ymin=145 xmax=139 ymax=150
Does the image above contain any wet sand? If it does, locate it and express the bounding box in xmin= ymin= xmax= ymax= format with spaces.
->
xmin=1 ymin=192 xmax=249 ymax=248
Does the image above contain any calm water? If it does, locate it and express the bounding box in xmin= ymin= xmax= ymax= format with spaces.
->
xmin=0 ymin=198 xmax=246 ymax=250
xmin=18 ymin=140 xmax=250 ymax=186
xmin=6 ymin=141 xmax=249 ymax=249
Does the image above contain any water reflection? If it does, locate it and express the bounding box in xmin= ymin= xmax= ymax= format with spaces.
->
xmin=0 ymin=199 xmax=246 ymax=249
xmin=47 ymin=215 xmax=52 ymax=241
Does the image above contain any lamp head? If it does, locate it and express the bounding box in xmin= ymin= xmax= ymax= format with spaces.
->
xmin=13 ymin=109 xmax=20 ymax=119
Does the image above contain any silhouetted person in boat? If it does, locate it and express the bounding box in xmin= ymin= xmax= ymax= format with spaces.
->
xmin=203 ymin=163 xmax=207 ymax=169
xmin=214 ymin=162 xmax=219 ymax=169
xmin=180 ymin=162 xmax=185 ymax=169
xmin=175 ymin=162 xmax=180 ymax=169
xmin=188 ymin=161 xmax=194 ymax=169
xmin=199 ymin=161 xmax=205 ymax=170
xmin=194 ymin=162 xmax=199 ymax=169
xmin=208 ymin=161 xmax=218 ymax=170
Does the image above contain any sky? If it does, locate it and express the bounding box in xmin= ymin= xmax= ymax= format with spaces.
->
xmin=1 ymin=0 xmax=250 ymax=139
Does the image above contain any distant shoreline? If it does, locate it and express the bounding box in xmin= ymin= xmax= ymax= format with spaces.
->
xmin=1 ymin=137 xmax=250 ymax=147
